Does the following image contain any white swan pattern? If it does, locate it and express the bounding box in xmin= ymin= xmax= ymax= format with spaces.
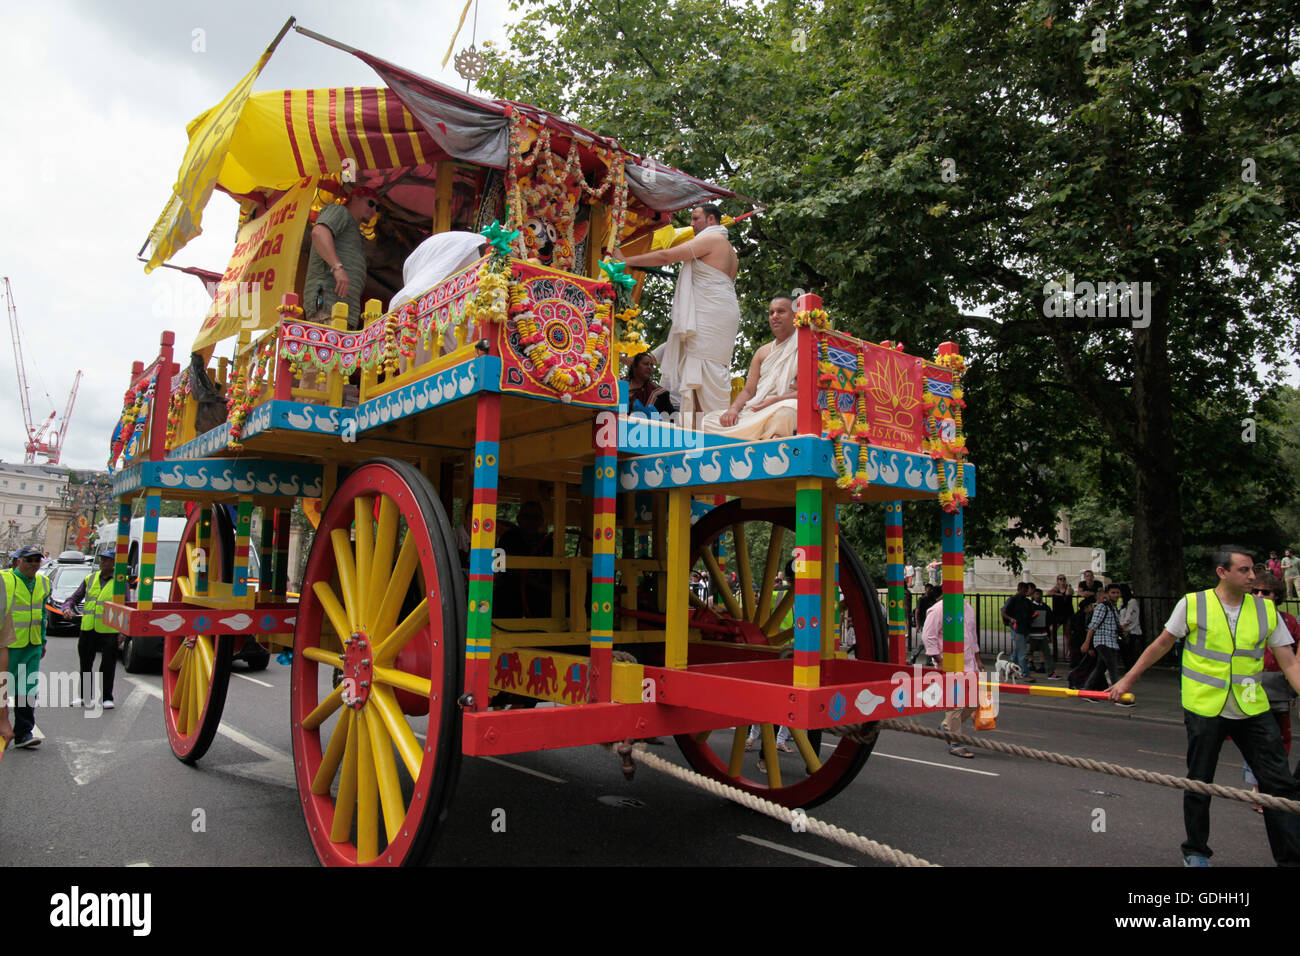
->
xmin=699 ymin=452 xmax=722 ymax=483
xmin=762 ymin=442 xmax=791 ymax=476
xmin=620 ymin=462 xmax=639 ymax=490
xmin=644 ymin=459 xmax=666 ymax=488
xmin=728 ymin=446 xmax=755 ymax=480
xmin=904 ymin=458 xmax=922 ymax=488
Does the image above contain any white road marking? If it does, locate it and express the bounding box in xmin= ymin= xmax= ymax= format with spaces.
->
xmin=123 ymin=676 xmax=291 ymax=763
xmin=737 ymin=834 xmax=854 ymax=867
xmin=817 ymin=740 xmax=998 ymax=776
xmin=233 ymin=673 xmax=274 ymax=688
xmin=126 ymin=861 xmax=153 ymax=867
xmin=477 ymin=755 xmax=566 ymax=783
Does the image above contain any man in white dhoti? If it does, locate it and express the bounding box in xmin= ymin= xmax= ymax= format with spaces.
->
xmin=701 ymin=297 xmax=800 ymax=439
xmin=616 ymin=204 xmax=740 ymax=421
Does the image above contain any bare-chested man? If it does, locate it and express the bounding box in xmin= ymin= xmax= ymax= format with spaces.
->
xmin=701 ymin=297 xmax=799 ymax=439
xmin=616 ymin=204 xmax=740 ymax=421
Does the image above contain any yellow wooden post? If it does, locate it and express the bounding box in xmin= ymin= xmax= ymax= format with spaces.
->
xmin=433 ymin=161 xmax=453 ymax=235
xmin=654 ymin=492 xmax=668 ymax=613
xmin=552 ymin=483 xmax=567 ymax=624
xmin=821 ymin=501 xmax=839 ymax=660
xmin=328 ymin=312 xmax=348 ymax=406
xmin=665 ymin=487 xmax=691 ymax=669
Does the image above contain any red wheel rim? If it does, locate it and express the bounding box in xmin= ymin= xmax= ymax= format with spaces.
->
xmin=673 ymin=502 xmax=883 ymax=809
xmin=163 ymin=505 xmax=234 ymax=763
xmin=291 ymin=459 xmax=463 ymax=866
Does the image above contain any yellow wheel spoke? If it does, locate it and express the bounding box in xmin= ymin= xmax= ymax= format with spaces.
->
xmin=364 ymin=705 xmax=405 ymax=844
xmin=330 ymin=529 xmax=361 ymax=631
xmin=373 ymin=598 xmax=428 ymax=666
xmin=761 ymin=588 xmax=796 ymax=637
xmin=355 ymin=711 xmax=380 ymax=863
xmin=302 ymin=646 xmax=345 ymax=669
xmin=167 ymin=640 xmax=185 ymax=672
xmin=330 ymin=715 xmax=359 ymax=844
xmin=313 ymin=708 xmax=353 ymax=794
xmin=354 ymin=496 xmax=375 ymax=625
xmin=311 ymin=582 xmax=353 ymax=644
xmin=370 ymin=497 xmax=399 ymax=616
xmin=370 ymin=686 xmax=423 ymax=781
xmin=372 ymin=664 xmax=431 ymax=699
xmin=727 ymin=726 xmax=747 ymax=777
xmin=303 ymin=684 xmax=346 ymax=730
xmin=757 ymin=526 xmax=785 ymax=626
xmin=732 ymin=524 xmax=754 ymax=623
xmin=173 ymin=651 xmax=191 ymax=729
xmin=372 ymin=531 xmax=419 ymax=640
xmin=791 ymin=728 xmax=822 ymax=773
xmin=759 ymin=724 xmax=783 ymax=788
xmin=700 ymin=548 xmax=742 ymax=620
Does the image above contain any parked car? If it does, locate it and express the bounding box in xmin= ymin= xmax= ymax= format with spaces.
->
xmin=43 ymin=562 xmax=94 ymax=636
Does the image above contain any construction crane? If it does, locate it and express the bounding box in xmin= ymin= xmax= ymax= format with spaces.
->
xmin=3 ymin=276 xmax=83 ymax=464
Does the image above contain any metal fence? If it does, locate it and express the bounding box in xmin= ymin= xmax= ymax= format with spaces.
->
xmin=879 ymin=590 xmax=1300 ymax=664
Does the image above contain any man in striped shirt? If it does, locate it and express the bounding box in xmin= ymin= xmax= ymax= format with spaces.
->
xmin=1081 ymin=584 xmax=1131 ymax=704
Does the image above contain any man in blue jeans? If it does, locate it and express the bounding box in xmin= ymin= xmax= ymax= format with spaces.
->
xmin=1111 ymin=547 xmax=1300 ymax=866
xmin=1001 ymin=581 xmax=1034 ymax=681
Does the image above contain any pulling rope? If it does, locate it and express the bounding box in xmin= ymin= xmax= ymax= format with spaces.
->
xmin=880 ymin=719 xmax=1300 ymax=814
xmin=615 ymin=743 xmax=938 ymax=867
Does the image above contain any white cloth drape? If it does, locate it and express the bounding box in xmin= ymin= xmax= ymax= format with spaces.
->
xmin=700 ymin=332 xmax=799 ymax=439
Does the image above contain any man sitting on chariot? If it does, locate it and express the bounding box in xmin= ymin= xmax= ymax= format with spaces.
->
xmin=700 ymin=296 xmax=799 ymax=439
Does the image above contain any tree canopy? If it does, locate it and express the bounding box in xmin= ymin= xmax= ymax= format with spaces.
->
xmin=482 ymin=0 xmax=1300 ymax=593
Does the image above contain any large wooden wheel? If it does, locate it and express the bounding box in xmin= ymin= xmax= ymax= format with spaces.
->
xmin=291 ymin=459 xmax=465 ymax=866
xmin=164 ymin=505 xmax=236 ymax=764
xmin=674 ymin=500 xmax=888 ymax=809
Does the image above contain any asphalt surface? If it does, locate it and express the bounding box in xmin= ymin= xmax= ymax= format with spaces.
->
xmin=2 ymin=635 xmax=1291 ymax=867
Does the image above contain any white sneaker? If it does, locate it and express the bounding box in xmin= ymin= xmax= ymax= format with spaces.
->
xmin=102 ymin=700 xmax=115 ymax=710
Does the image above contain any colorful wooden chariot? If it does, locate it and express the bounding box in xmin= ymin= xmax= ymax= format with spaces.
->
xmin=107 ymin=25 xmax=977 ymax=866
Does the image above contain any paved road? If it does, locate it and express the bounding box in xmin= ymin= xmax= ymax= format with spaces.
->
xmin=2 ymin=636 xmax=1288 ymax=867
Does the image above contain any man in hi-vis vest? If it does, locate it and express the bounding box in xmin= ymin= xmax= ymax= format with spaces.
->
xmin=62 ymin=544 xmax=119 ymax=710
xmin=2 ymin=545 xmax=52 ymax=750
xmin=1111 ymin=546 xmax=1300 ymax=866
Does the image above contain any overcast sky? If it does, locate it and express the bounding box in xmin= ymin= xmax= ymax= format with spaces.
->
xmin=0 ymin=0 xmax=511 ymax=471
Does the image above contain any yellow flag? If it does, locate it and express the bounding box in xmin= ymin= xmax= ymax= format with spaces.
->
xmin=143 ymin=18 xmax=294 ymax=273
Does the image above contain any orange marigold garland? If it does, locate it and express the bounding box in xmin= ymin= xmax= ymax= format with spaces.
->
xmin=226 ymin=337 xmax=275 ymax=450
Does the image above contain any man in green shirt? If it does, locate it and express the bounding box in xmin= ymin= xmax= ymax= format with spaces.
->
xmin=303 ymin=185 xmax=377 ymax=329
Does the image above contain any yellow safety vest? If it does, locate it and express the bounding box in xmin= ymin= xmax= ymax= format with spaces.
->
xmin=81 ymin=571 xmax=117 ymax=634
xmin=3 ymin=569 xmax=51 ymax=649
xmin=1182 ymin=589 xmax=1277 ymax=718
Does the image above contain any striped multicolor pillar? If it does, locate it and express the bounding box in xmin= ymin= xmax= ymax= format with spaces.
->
xmin=941 ymin=504 xmax=966 ymax=674
xmin=272 ymin=508 xmax=290 ymax=597
xmin=885 ymin=501 xmax=906 ymax=664
xmin=113 ymin=502 xmax=131 ymax=603
xmin=589 ymin=418 xmax=617 ymax=701
xmin=196 ymin=506 xmax=212 ymax=596
xmin=465 ymin=393 xmax=501 ymax=709
xmin=232 ymin=497 xmax=253 ymax=598
xmin=793 ymin=478 xmax=824 ymax=687
xmin=137 ymin=493 xmax=162 ymax=609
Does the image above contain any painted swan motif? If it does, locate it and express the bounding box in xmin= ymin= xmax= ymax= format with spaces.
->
xmin=286 ymin=407 xmax=314 ymax=429
xmin=925 ymin=461 xmax=940 ymax=491
xmin=182 ymin=467 xmax=209 ymax=489
xmin=699 ymin=452 xmax=723 ymax=483
xmin=278 ymin=475 xmax=301 ymax=496
xmin=314 ymin=409 xmax=340 ymax=432
xmin=159 ymin=465 xmax=186 ymax=487
xmin=644 ymin=459 xmax=666 ymax=487
xmin=669 ymin=459 xmax=692 ymax=483
xmin=879 ymin=453 xmax=900 ymax=484
xmin=232 ymin=471 xmax=258 ymax=493
xmin=728 ymin=446 xmax=755 ymax=480
xmin=441 ymin=374 xmax=458 ymax=401
xmin=762 ymin=442 xmax=791 ymax=476
xmin=458 ymin=364 xmax=476 ymax=396
xmin=209 ymin=468 xmax=234 ymax=491
xmin=904 ymin=457 xmax=922 ymax=488
xmin=302 ymin=476 xmax=323 ymax=497
xmin=255 ymin=473 xmax=279 ymax=494
xmin=619 ymin=461 xmax=640 ymax=490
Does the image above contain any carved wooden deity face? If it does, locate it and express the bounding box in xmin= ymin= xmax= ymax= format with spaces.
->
xmin=524 ymin=216 xmax=559 ymax=264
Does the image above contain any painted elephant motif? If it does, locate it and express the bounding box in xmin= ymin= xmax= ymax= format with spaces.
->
xmin=496 ymin=651 xmax=522 ymax=690
xmin=561 ymin=662 xmax=587 ymax=703
xmin=525 ymin=656 xmax=558 ymax=696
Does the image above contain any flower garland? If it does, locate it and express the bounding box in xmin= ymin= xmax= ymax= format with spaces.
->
xmin=795 ymin=308 xmax=830 ymax=330
xmin=278 ymin=299 xmax=306 ymax=377
xmin=164 ymin=368 xmax=192 ymax=452
xmin=227 ymin=337 xmax=276 ymax=450
xmin=108 ymin=372 xmax=157 ymax=470
xmin=926 ymin=350 xmax=970 ymax=512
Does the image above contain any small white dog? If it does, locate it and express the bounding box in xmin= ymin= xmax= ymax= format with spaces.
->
xmin=995 ymin=652 xmax=1022 ymax=683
